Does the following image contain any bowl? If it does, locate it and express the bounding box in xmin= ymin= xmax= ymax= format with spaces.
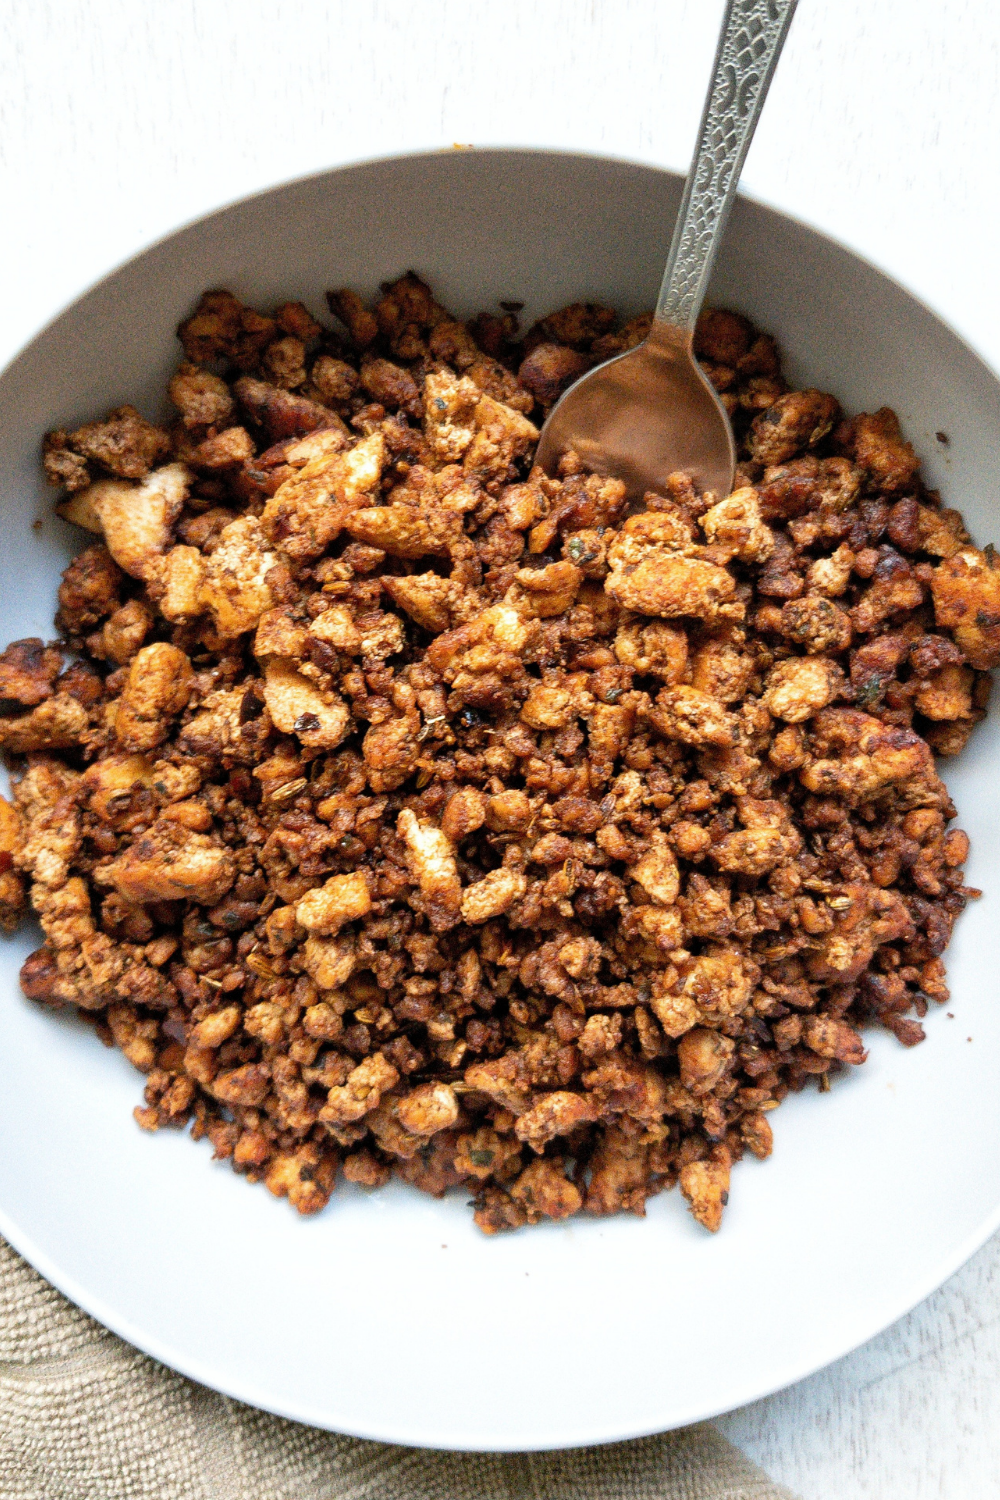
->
xmin=1 ymin=148 xmax=998 ymax=1452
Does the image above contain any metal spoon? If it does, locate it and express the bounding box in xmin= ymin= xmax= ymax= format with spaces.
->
xmin=535 ymin=0 xmax=798 ymax=502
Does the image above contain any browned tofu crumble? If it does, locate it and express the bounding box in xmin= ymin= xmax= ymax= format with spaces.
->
xmin=0 ymin=275 xmax=992 ymax=1234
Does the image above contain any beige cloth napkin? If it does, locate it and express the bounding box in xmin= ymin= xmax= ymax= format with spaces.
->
xmin=0 ymin=1238 xmax=797 ymax=1500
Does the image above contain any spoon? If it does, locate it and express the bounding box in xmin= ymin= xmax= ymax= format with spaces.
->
xmin=535 ymin=0 xmax=798 ymax=503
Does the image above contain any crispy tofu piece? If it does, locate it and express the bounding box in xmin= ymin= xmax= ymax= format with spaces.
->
xmin=440 ymin=786 xmax=488 ymax=844
xmin=605 ymin=513 xmax=736 ymax=622
xmin=191 ymin=1005 xmax=242 ymax=1049
xmin=396 ymin=808 xmax=461 ymax=929
xmin=518 ymin=342 xmax=590 ymax=406
xmin=362 ymin=714 xmax=420 ymax=793
xmin=700 ymin=487 xmax=775 ymax=563
xmin=466 ymin=355 xmax=534 ymax=415
xmin=189 ymin=426 xmax=255 ymax=470
xmin=709 ymin=804 xmax=803 ymax=875
xmin=381 ymin=572 xmax=475 ymax=633
xmin=253 ymin=608 xmax=309 ymax=661
xmin=507 ymin=1158 xmax=583 ymax=1223
xmin=583 ymin=1123 xmax=654 ymax=1216
xmin=42 ymin=433 xmax=91 ymax=493
xmin=178 ymin=290 xmax=275 ymax=367
xmin=319 ymin=1052 xmax=399 ymax=1126
xmin=178 ymin=687 xmax=246 ymax=762
xmin=463 ymin=395 xmax=539 ymax=481
xmin=66 ymin=405 xmax=171 ymax=480
xmin=345 ymin=500 xmax=459 ymax=559
xmin=263 ymin=1144 xmax=337 ymax=1216
xmin=587 ymin=701 xmax=636 ymax=777
xmin=0 ymin=694 xmax=89 ymax=753
xmin=748 ymin=390 xmax=840 ymax=466
xmin=609 ymin=511 xmax=694 ymax=567
xmin=357 ymin=613 xmax=406 ymax=662
xmin=630 ymin=834 xmax=680 ymax=905
xmin=763 ymin=655 xmax=843 ymax=722
xmin=235 ymin=375 xmax=333 ymax=440
xmin=913 ymin=663 xmax=974 ymax=721
xmin=807 ymin=544 xmax=855 ymax=597
xmin=310 ymin=355 xmax=360 ymax=407
xmin=262 ymin=432 xmax=385 ymax=563
xmin=803 ymin=1015 xmax=866 ymax=1064
xmin=520 ymin=681 xmax=581 ymax=729
xmin=915 ymin=504 xmax=968 ymax=559
xmin=678 ymin=1028 xmax=735 ymax=1096
xmin=0 ymin=638 xmax=63 ymax=706
xmin=675 ymin=947 xmax=757 ymax=1020
xmin=930 ymin=547 xmax=1000 ymax=668
xmin=295 ymin=872 xmax=372 ymax=935
xmin=613 ymin=618 xmax=688 ymax=682
xmin=423 ymin=369 xmax=481 ymax=463
xmin=395 ymin=1082 xmax=459 ymax=1137
xmin=199 ymin=515 xmax=277 ymax=639
xmin=850 ymin=558 xmax=925 ymax=633
xmin=806 ymin=882 xmax=913 ymax=984
xmin=360 ymin=354 xmax=422 ymax=416
xmin=780 ymin=594 xmax=853 ymax=654
xmin=633 ymin=904 xmax=684 ymax=955
xmin=514 ymin=1091 xmax=598 ymax=1153
xmin=646 ymin=685 xmax=736 ymax=748
xmin=689 ymin=634 xmax=755 ymax=704
xmin=539 ymin=301 xmax=616 ymax=348
xmin=56 ymin=546 xmax=123 ymax=634
xmin=609 ymin=550 xmax=738 ymax=620
xmin=262 ymin=658 xmax=351 ymax=750
xmin=679 ymin=1148 xmax=731 ymax=1233
xmin=302 ymin=932 xmax=357 ymax=991
xmin=460 ymin=867 xmax=528 ymax=923
xmin=114 ymin=643 xmax=193 ymax=752
xmin=427 ymin=603 xmax=537 ymax=679
xmin=91 ymin=598 xmax=153 ymax=665
xmin=168 ymin=363 xmax=235 ymax=429
xmin=800 ymin=708 xmax=935 ymax=802
xmin=852 ymin=407 xmax=919 ymax=495
xmin=60 ymin=462 xmax=190 ymax=581
xmin=308 ymin=604 xmax=362 ymax=654
xmin=11 ymin=756 xmax=82 ymax=863
xmin=82 ymin=754 xmax=153 ymax=823
xmin=151 ymin=545 xmax=205 ymax=624
xmin=264 ymin=335 xmax=308 ymax=390
xmin=106 ymin=816 xmax=236 ymax=904
xmin=506 ymin=560 xmax=583 ymax=618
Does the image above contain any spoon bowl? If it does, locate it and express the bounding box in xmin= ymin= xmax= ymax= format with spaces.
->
xmin=537 ymin=0 xmax=797 ymax=501
xmin=534 ymin=320 xmax=736 ymax=501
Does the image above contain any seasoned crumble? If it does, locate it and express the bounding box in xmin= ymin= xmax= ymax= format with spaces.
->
xmin=0 ymin=274 xmax=990 ymax=1233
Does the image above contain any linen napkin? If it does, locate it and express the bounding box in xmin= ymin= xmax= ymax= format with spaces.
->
xmin=0 ymin=1238 xmax=797 ymax=1500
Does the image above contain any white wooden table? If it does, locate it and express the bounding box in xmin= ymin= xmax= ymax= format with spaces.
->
xmin=1 ymin=2 xmax=998 ymax=1493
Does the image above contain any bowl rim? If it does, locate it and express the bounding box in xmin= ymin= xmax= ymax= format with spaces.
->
xmin=2 ymin=144 xmax=1000 ymax=1450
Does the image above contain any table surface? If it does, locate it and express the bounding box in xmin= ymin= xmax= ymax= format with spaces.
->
xmin=1 ymin=2 xmax=998 ymax=1494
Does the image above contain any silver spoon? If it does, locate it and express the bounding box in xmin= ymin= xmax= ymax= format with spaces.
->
xmin=536 ymin=0 xmax=798 ymax=502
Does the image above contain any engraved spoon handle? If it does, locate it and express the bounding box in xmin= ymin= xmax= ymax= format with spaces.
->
xmin=655 ymin=0 xmax=798 ymax=332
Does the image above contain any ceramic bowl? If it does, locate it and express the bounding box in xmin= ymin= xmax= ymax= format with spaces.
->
xmin=1 ymin=148 xmax=998 ymax=1451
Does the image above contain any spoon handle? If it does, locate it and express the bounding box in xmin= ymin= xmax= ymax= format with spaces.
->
xmin=656 ymin=0 xmax=798 ymax=332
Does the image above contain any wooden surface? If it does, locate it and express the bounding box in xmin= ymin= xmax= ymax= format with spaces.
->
xmin=1 ymin=2 xmax=999 ymax=1494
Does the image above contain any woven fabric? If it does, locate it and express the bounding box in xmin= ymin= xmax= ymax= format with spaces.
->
xmin=0 ymin=1238 xmax=797 ymax=1500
